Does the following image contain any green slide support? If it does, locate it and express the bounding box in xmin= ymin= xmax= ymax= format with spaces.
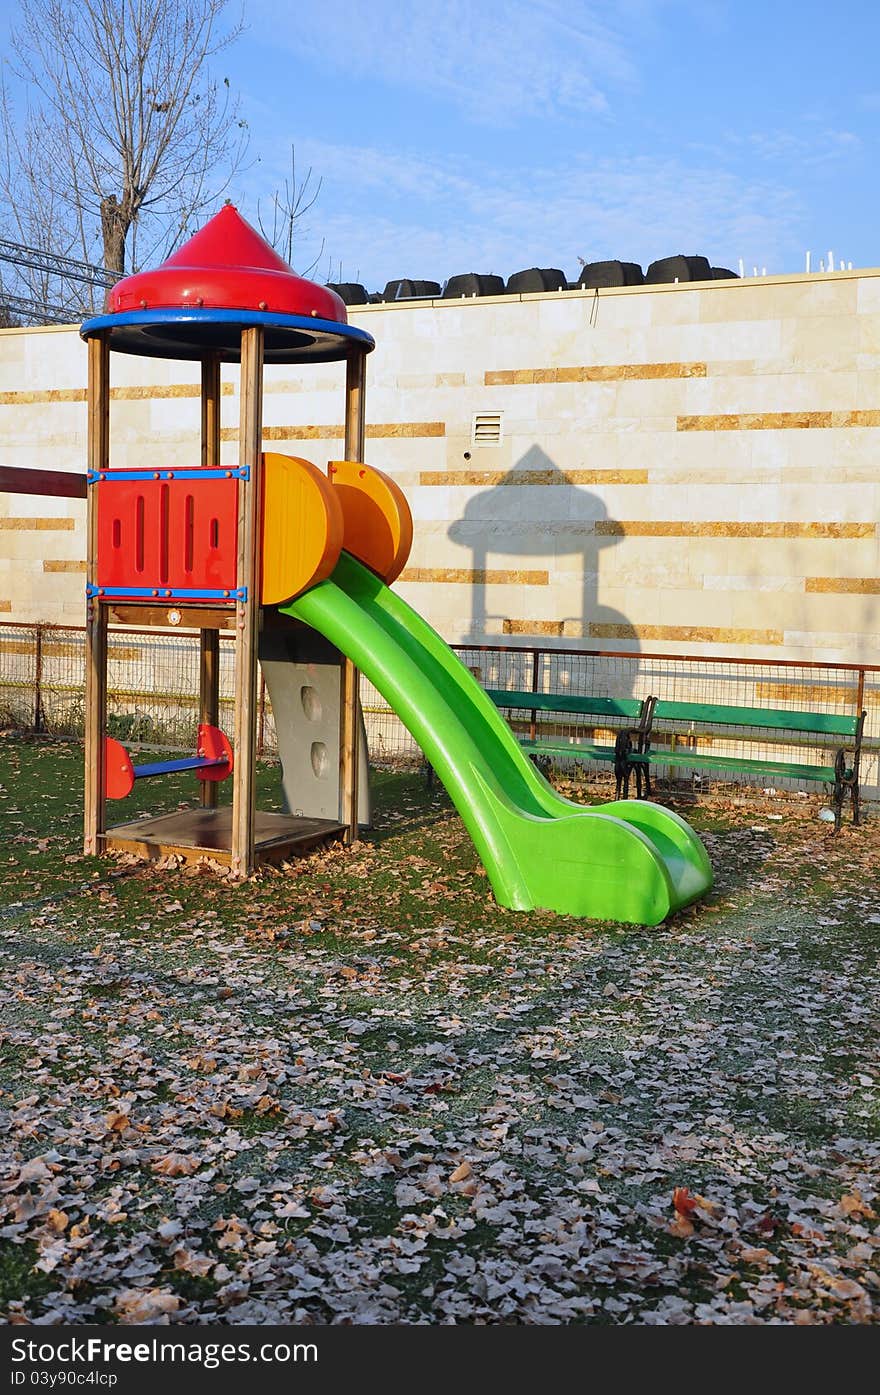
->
xmin=283 ymin=552 xmax=712 ymax=925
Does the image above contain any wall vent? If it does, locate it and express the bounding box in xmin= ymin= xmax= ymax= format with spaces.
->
xmin=471 ymin=411 xmax=503 ymax=447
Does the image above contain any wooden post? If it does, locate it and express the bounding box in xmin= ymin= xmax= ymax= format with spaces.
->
xmin=341 ymin=349 xmax=367 ymax=843
xmin=84 ymin=332 xmax=110 ymax=855
xmin=199 ymin=353 xmax=222 ymax=808
xmin=231 ymin=327 xmax=264 ymax=875
xmin=200 ymin=352 xmax=221 ymax=470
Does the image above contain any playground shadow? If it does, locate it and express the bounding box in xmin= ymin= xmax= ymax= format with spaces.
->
xmin=446 ymin=444 xmax=640 ymax=693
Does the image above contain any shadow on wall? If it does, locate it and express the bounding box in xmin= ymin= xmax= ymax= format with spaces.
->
xmin=446 ymin=444 xmax=640 ymax=688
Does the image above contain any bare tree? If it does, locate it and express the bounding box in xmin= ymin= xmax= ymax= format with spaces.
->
xmin=256 ymin=145 xmax=325 ymax=276
xmin=0 ymin=0 xmax=248 ymax=317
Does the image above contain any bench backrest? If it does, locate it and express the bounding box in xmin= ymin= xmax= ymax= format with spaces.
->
xmin=485 ymin=690 xmax=646 ymax=721
xmin=650 ymin=699 xmax=860 ymax=739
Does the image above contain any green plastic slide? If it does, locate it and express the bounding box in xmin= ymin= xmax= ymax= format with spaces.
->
xmin=283 ymin=552 xmax=712 ymax=925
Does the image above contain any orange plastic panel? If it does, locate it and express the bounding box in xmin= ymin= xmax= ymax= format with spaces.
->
xmin=327 ymin=460 xmax=413 ymax=584
xmin=261 ymin=453 xmax=344 ymax=604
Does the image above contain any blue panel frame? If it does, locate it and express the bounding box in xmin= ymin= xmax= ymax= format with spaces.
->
xmin=88 ymin=466 xmax=249 ymax=484
xmin=86 ymin=584 xmax=247 ymax=602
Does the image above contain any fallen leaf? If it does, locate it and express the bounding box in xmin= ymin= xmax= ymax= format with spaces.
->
xmin=838 ymin=1192 xmax=877 ymax=1220
xmin=668 ymin=1214 xmax=695 ymax=1238
xmin=172 ymin=1248 xmax=215 ymax=1277
xmin=114 ymin=1288 xmax=181 ymax=1322
xmin=153 ymin=1154 xmax=199 ymax=1178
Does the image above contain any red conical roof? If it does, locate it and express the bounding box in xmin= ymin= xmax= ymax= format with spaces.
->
xmin=109 ymin=204 xmax=347 ymax=323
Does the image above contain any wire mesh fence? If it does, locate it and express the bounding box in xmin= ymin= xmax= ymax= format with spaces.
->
xmin=2 ymin=622 xmax=878 ymax=801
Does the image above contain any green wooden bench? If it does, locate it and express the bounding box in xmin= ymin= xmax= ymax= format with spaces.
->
xmin=483 ymin=689 xmax=654 ymax=792
xmin=644 ymin=699 xmax=865 ymax=830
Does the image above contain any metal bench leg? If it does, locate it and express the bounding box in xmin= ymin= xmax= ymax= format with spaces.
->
xmin=832 ymin=750 xmax=846 ymax=834
xmin=530 ymin=752 xmax=553 ymax=781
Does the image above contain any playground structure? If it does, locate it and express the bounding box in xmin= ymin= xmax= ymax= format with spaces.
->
xmin=78 ymin=206 xmax=383 ymax=874
xmin=5 ymin=205 xmax=713 ymax=923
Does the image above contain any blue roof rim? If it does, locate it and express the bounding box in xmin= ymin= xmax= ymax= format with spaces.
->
xmin=79 ymin=306 xmax=375 ymax=361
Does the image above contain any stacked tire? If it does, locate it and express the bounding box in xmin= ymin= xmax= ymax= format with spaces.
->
xmin=644 ymin=255 xmax=713 ymax=284
xmin=442 ymin=273 xmax=506 ymax=298
xmin=575 ymin=260 xmax=644 ymax=289
xmin=382 ymin=279 xmax=442 ymax=301
xmin=506 ymin=267 xmax=568 ymax=294
xmin=326 ymin=282 xmax=369 ymax=305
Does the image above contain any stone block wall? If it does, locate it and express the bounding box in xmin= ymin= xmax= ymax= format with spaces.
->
xmin=0 ymin=269 xmax=878 ymax=664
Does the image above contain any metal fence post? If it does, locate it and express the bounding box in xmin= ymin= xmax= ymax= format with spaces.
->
xmin=530 ymin=647 xmax=541 ymax=743
xmin=257 ymin=671 xmax=267 ymax=757
xmin=33 ymin=624 xmax=43 ymax=733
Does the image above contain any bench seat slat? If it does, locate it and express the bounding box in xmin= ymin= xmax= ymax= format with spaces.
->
xmin=486 ymin=690 xmax=645 ymax=719
xmin=519 ymin=740 xmax=651 ymax=763
xmin=651 ymin=700 xmax=858 ymax=737
xmin=518 ymin=742 xmax=616 ymax=764
xmin=647 ymin=749 xmax=847 ymax=781
xmin=516 ymin=741 xmax=846 ymax=783
xmin=519 ymin=741 xmax=617 ymax=763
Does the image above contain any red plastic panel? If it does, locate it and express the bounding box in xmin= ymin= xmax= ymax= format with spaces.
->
xmin=165 ymin=479 xmax=239 ymax=591
xmin=196 ymin=723 xmax=234 ymax=782
xmin=105 ymin=736 xmax=135 ymax=799
xmin=96 ymin=474 xmax=239 ymax=597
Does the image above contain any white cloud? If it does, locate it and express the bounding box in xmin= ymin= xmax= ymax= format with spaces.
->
xmin=743 ymin=127 xmax=861 ymax=168
xmin=253 ymin=137 xmax=805 ymax=287
xmin=245 ymin=0 xmax=638 ymax=125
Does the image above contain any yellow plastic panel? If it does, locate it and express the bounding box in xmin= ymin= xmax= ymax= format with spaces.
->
xmin=327 ymin=460 xmax=413 ymax=584
xmin=261 ymin=453 xmax=344 ymax=604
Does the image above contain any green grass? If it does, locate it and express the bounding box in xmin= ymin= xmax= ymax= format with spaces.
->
xmin=0 ymin=1244 xmax=58 ymax=1310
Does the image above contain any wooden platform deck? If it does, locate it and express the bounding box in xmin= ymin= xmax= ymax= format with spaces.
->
xmin=103 ymin=807 xmax=345 ymax=867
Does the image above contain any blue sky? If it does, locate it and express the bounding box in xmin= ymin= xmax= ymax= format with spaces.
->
xmin=2 ymin=0 xmax=879 ymax=290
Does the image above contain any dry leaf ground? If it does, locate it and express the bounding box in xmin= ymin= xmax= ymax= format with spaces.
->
xmin=0 ymin=734 xmax=878 ymax=1325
